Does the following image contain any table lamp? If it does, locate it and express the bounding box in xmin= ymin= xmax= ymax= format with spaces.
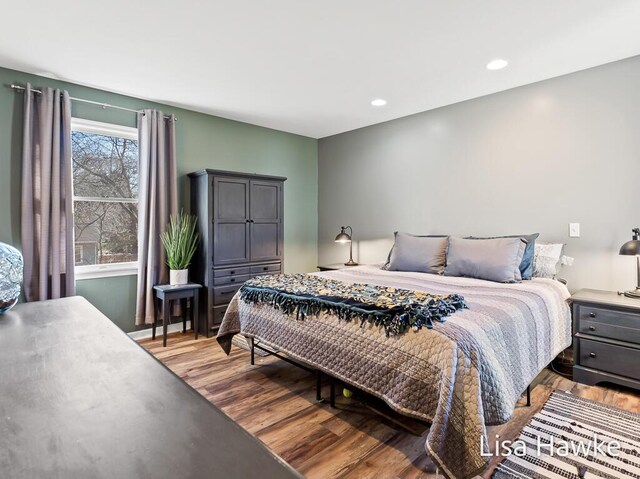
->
xmin=335 ymin=226 xmax=358 ymax=266
xmin=619 ymin=228 xmax=640 ymax=299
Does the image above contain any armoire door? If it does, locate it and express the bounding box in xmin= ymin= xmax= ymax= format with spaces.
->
xmin=213 ymin=176 xmax=250 ymax=265
xmin=249 ymin=179 xmax=282 ymax=262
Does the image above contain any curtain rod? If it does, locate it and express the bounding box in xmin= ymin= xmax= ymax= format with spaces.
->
xmin=8 ymin=83 xmax=176 ymax=121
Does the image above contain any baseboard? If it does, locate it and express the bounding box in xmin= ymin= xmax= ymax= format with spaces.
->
xmin=128 ymin=321 xmax=192 ymax=341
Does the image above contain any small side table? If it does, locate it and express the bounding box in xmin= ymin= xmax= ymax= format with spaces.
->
xmin=153 ymin=283 xmax=202 ymax=347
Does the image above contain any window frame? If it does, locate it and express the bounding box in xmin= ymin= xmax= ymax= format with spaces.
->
xmin=71 ymin=118 xmax=139 ymax=281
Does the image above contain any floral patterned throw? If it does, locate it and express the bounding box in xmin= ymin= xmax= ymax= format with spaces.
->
xmin=239 ymin=273 xmax=467 ymax=336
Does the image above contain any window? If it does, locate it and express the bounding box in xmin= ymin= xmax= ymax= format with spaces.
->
xmin=71 ymin=118 xmax=139 ymax=279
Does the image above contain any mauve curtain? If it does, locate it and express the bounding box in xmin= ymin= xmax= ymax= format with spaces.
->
xmin=135 ymin=110 xmax=178 ymax=325
xmin=21 ymin=83 xmax=75 ymax=302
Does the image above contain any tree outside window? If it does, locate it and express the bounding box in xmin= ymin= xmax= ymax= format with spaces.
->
xmin=71 ymin=119 xmax=138 ymax=271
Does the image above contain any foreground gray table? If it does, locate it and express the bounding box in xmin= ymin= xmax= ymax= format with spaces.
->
xmin=0 ymin=297 xmax=301 ymax=479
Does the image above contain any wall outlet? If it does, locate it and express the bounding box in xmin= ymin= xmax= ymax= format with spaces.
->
xmin=569 ymin=223 xmax=580 ymax=238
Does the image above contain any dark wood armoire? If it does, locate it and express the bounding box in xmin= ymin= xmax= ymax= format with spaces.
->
xmin=189 ymin=169 xmax=286 ymax=337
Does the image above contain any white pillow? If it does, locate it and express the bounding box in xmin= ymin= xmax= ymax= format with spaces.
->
xmin=533 ymin=243 xmax=564 ymax=279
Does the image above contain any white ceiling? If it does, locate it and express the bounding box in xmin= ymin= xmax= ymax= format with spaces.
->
xmin=1 ymin=0 xmax=640 ymax=138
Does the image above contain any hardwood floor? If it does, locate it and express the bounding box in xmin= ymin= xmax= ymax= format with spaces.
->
xmin=139 ymin=332 xmax=640 ymax=479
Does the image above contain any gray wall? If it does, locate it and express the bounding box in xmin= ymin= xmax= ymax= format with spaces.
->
xmin=318 ymin=55 xmax=640 ymax=293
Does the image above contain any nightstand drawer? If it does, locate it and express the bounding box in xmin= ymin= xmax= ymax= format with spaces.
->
xmin=579 ymin=319 xmax=640 ymax=344
xmin=576 ymin=304 xmax=640 ymax=330
xmin=578 ymin=338 xmax=640 ymax=381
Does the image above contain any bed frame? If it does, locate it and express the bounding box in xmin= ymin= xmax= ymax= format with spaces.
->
xmin=248 ymin=336 xmax=532 ymax=433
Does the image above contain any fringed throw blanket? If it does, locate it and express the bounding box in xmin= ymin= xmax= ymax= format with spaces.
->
xmin=239 ymin=273 xmax=467 ymax=336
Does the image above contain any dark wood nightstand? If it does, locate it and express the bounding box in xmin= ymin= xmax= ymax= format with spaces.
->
xmin=571 ymin=289 xmax=640 ymax=390
xmin=317 ymin=263 xmax=361 ymax=272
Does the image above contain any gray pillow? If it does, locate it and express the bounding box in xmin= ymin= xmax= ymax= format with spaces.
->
xmin=465 ymin=233 xmax=539 ymax=280
xmin=444 ymin=237 xmax=526 ymax=283
xmin=387 ymin=232 xmax=448 ymax=274
xmin=382 ymin=232 xmax=448 ymax=270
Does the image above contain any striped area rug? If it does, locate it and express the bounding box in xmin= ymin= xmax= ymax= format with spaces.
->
xmin=493 ymin=390 xmax=640 ymax=478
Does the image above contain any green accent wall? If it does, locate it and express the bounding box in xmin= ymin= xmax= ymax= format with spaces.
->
xmin=75 ymin=276 xmax=138 ymax=332
xmin=0 ymin=66 xmax=318 ymax=332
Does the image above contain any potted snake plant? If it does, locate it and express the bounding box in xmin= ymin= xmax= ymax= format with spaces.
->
xmin=161 ymin=212 xmax=199 ymax=285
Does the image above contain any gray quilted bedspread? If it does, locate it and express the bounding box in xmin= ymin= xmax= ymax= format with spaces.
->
xmin=217 ymin=265 xmax=571 ymax=479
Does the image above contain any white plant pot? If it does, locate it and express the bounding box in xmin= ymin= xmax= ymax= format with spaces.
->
xmin=170 ymin=269 xmax=188 ymax=286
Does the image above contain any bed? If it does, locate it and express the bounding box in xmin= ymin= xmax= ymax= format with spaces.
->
xmin=217 ymin=264 xmax=572 ymax=479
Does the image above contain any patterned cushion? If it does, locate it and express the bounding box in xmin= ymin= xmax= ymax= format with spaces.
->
xmin=445 ymin=237 xmax=526 ymax=283
xmin=533 ymin=243 xmax=565 ymax=279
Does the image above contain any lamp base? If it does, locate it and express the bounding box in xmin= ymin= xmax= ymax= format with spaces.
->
xmin=344 ymin=260 xmax=359 ymax=266
xmin=622 ymin=288 xmax=640 ymax=299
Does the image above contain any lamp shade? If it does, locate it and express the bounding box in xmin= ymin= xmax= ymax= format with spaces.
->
xmin=335 ymin=227 xmax=351 ymax=243
xmin=620 ymin=240 xmax=640 ymax=256
xmin=620 ymin=228 xmax=640 ymax=256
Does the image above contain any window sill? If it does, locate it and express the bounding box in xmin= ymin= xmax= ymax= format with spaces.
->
xmin=75 ymin=262 xmax=138 ymax=281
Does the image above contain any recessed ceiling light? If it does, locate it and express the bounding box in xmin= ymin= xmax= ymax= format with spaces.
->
xmin=371 ymin=99 xmax=387 ymax=106
xmin=486 ymin=59 xmax=508 ymax=70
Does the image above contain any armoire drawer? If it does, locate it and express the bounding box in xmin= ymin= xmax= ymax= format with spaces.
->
xmin=578 ymin=338 xmax=640 ymax=381
xmin=213 ymin=274 xmax=253 ymax=286
xmin=211 ymin=305 xmax=227 ymax=329
xmin=251 ymin=263 xmax=281 ymax=274
xmin=213 ymin=266 xmax=251 ymax=278
xmin=213 ymin=284 xmax=242 ymax=305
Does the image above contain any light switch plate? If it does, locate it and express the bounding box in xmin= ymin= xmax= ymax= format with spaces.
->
xmin=569 ymin=223 xmax=580 ymax=238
